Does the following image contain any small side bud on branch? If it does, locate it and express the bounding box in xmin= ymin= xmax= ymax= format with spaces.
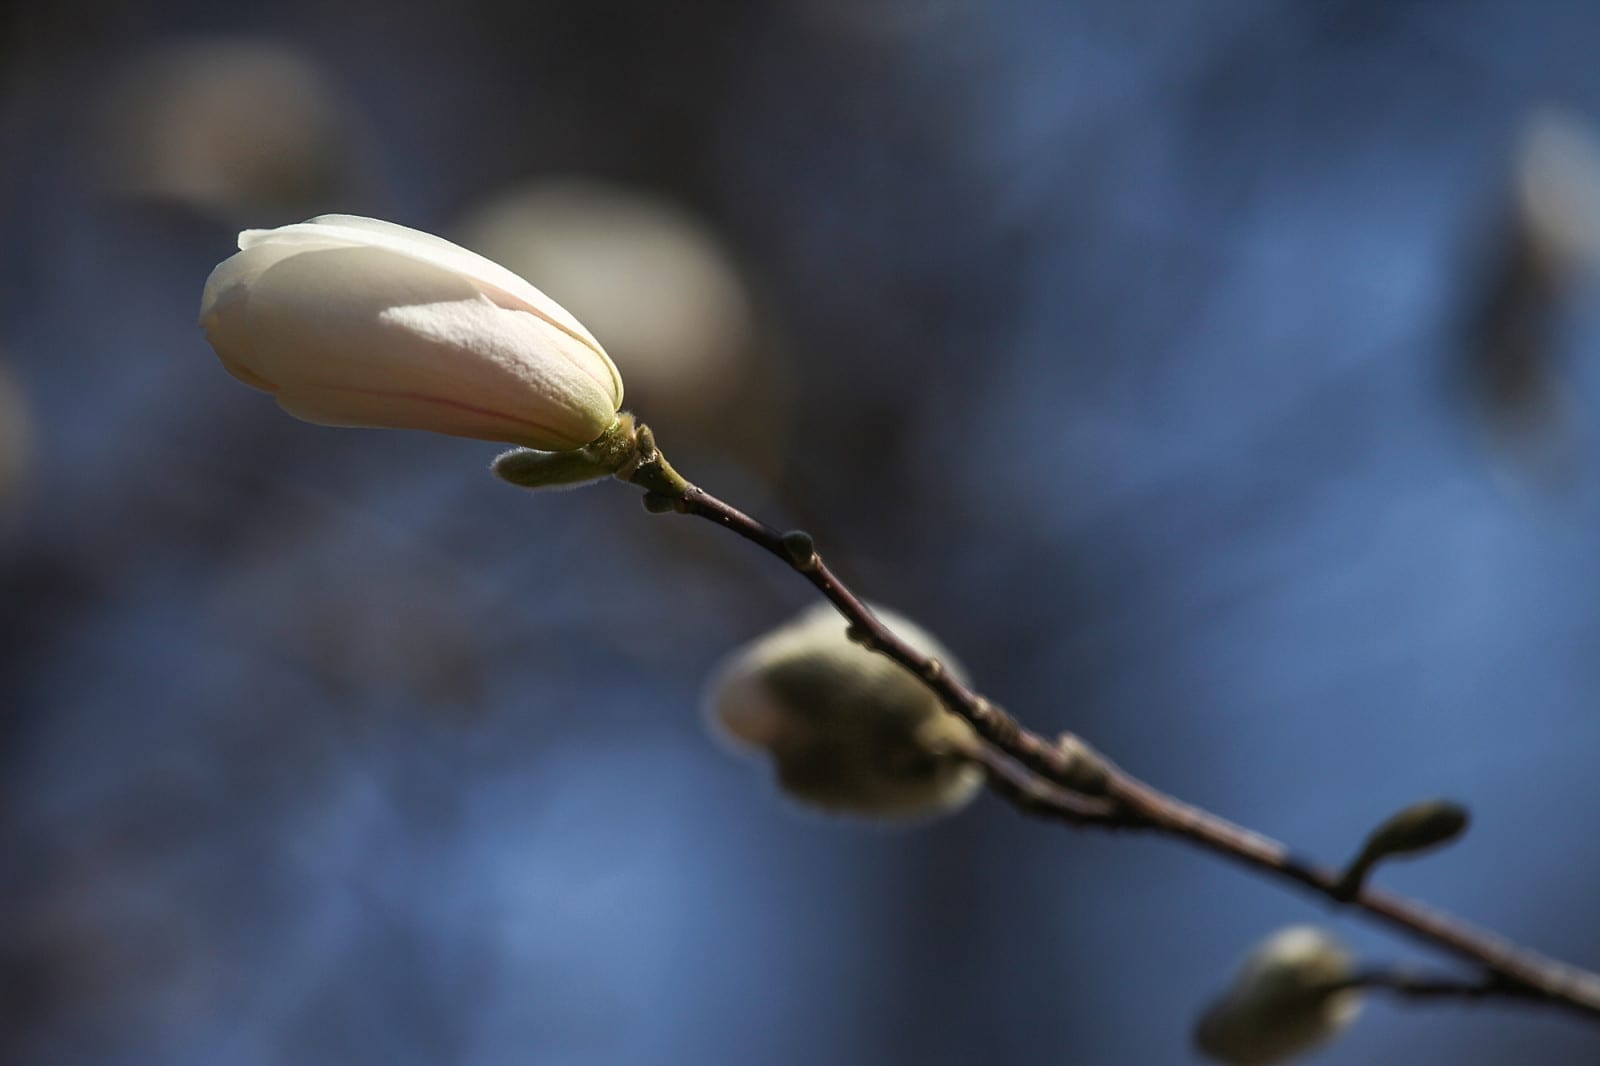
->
xmin=781 ymin=529 xmax=818 ymax=569
xmin=1194 ymin=926 xmax=1364 ymax=1066
xmin=843 ymin=624 xmax=874 ymax=648
xmin=704 ymin=603 xmax=983 ymax=821
xmin=1054 ymin=733 xmax=1112 ymax=797
xmin=1333 ymin=799 xmax=1471 ymax=901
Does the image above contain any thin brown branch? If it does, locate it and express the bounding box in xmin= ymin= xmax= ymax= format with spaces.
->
xmin=658 ymin=479 xmax=1600 ymax=1022
xmin=944 ymin=733 xmax=1128 ymax=827
xmin=1340 ymin=968 xmax=1542 ymax=1005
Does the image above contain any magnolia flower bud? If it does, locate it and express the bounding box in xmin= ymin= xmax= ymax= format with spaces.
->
xmin=200 ymin=215 xmax=624 ymax=450
xmin=1195 ymin=926 xmax=1363 ymax=1066
xmin=705 ymin=602 xmax=983 ymax=821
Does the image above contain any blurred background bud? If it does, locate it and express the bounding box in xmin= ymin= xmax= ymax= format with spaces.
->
xmin=704 ymin=602 xmax=982 ymax=820
xmin=0 ymin=359 xmax=31 ymax=506
xmin=1515 ymin=110 xmax=1600 ymax=280
xmin=93 ymin=38 xmax=364 ymax=223
xmin=1467 ymin=108 xmax=1600 ymax=471
xmin=1194 ymin=926 xmax=1363 ymax=1066
xmin=454 ymin=180 xmax=774 ymax=459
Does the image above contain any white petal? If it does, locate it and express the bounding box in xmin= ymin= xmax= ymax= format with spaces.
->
xmin=238 ymin=214 xmax=622 ymax=406
xmin=242 ymin=243 xmax=619 ymax=449
xmin=200 ymin=238 xmax=340 ymax=390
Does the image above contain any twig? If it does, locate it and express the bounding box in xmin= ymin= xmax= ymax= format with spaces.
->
xmin=1337 ymin=968 xmax=1530 ymax=1003
xmin=643 ymin=476 xmax=1600 ymax=1022
xmin=944 ymin=733 xmax=1127 ymax=827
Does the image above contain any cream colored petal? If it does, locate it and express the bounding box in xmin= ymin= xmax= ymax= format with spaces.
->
xmin=241 ymin=244 xmax=618 ymax=449
xmin=200 ymin=239 xmax=339 ymax=390
xmin=271 ymin=384 xmax=585 ymax=446
xmin=305 ymin=215 xmax=621 ymax=393
xmin=241 ymin=215 xmax=624 ymax=408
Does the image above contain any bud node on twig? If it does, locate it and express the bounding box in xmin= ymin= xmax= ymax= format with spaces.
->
xmin=781 ymin=529 xmax=818 ymax=570
xmin=614 ymin=416 xmax=693 ymax=499
xmin=844 ymin=624 xmax=875 ymax=649
xmin=1055 ymin=733 xmax=1113 ymax=796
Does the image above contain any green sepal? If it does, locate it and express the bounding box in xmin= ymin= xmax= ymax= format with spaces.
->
xmin=493 ymin=416 xmax=643 ymax=491
xmin=492 ymin=447 xmax=620 ymax=490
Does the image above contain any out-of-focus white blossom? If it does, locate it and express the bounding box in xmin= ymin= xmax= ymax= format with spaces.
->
xmin=455 ymin=181 xmax=754 ymax=432
xmin=1516 ymin=109 xmax=1600 ymax=278
xmin=200 ymin=215 xmax=624 ymax=450
xmin=1195 ymin=926 xmax=1363 ymax=1066
xmin=97 ymin=38 xmax=360 ymax=220
xmin=705 ymin=602 xmax=982 ymax=820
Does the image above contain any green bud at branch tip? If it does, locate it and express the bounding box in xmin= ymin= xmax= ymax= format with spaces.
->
xmin=1333 ymin=799 xmax=1471 ymax=901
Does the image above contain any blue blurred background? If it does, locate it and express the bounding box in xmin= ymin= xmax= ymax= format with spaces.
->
xmin=5 ymin=1 xmax=1600 ymax=1063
